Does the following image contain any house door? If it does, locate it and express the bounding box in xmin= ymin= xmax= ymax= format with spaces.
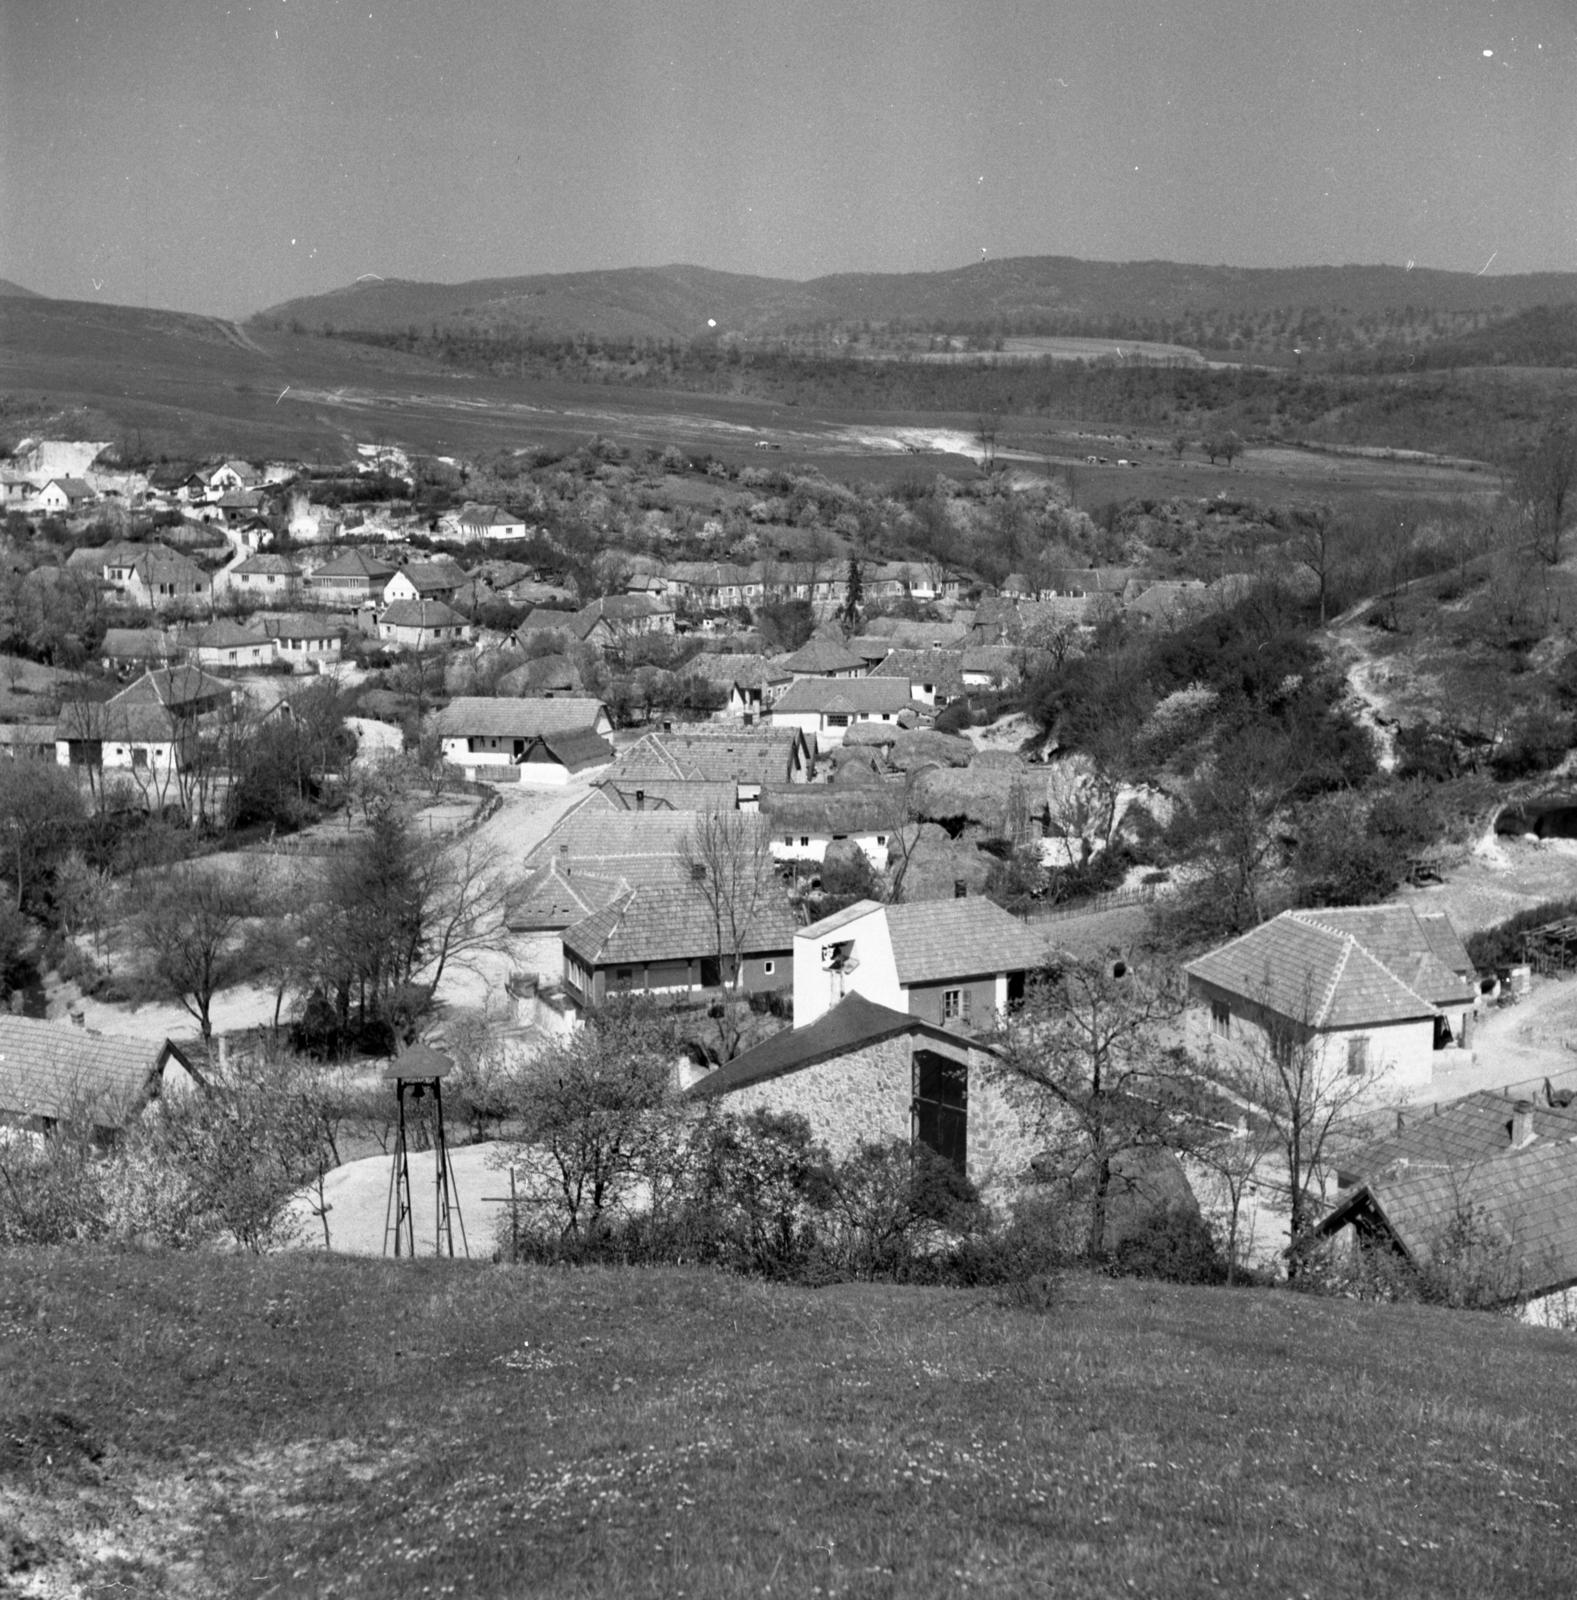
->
xmin=913 ymin=1049 xmax=967 ymax=1175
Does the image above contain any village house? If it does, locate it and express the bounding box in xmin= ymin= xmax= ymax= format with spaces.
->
xmin=684 ymin=653 xmax=794 ymax=720
xmin=0 ymin=723 xmax=60 ymax=761
xmin=302 ymin=549 xmax=396 ymax=608
xmin=228 ymin=553 xmax=300 ymax=599
xmin=55 ymin=666 xmax=234 ymax=777
xmin=867 ymin=648 xmax=964 ymax=708
xmin=450 ymin=503 xmax=528 ymax=542
xmin=97 ymin=543 xmax=213 ymax=613
xmin=205 ymin=460 xmax=262 ymax=496
xmin=568 ymin=593 xmax=676 ymax=647
xmin=794 ymin=897 xmax=1051 ymax=1034
xmin=1183 ymin=906 xmax=1478 ymax=1100
xmin=688 ymin=991 xmax=1039 ymax=1198
xmin=260 ymin=613 xmax=346 ymax=670
xmin=380 ymin=559 xmax=469 ymax=607
xmin=100 ymin=627 xmax=176 ymax=677
xmin=769 ymin=676 xmax=916 ymax=749
xmin=375 ymin=599 xmax=470 ymax=650
xmin=1316 ymin=1092 xmax=1577 ymax=1327
xmin=780 ymin=637 xmax=867 ymax=679
xmin=594 ymin=725 xmax=810 ymax=811
xmin=34 ymin=477 xmax=96 ymax=516
xmin=0 ymin=1014 xmax=201 ymax=1145
xmin=176 ymin=619 xmax=277 ymax=671
xmin=435 ymin=697 xmax=614 ymax=781
xmin=560 ymin=876 xmax=797 ymax=1011
xmin=760 ymin=784 xmax=895 ymax=870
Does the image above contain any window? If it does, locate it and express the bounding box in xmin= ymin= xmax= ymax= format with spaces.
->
xmin=943 ymin=988 xmax=972 ymax=1024
xmin=1210 ymin=1000 xmax=1230 ymax=1037
xmin=784 ymin=834 xmax=795 ymax=846
xmin=800 ymin=836 xmax=810 ymax=847
xmin=615 ymin=967 xmax=633 ymax=983
xmin=763 ymin=960 xmax=775 ymax=976
xmin=876 ymin=835 xmax=887 ymax=847
xmin=1347 ymin=1036 xmax=1370 ymax=1076
xmin=827 ymin=713 xmax=850 ymax=728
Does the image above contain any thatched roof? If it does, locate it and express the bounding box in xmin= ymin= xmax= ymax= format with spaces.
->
xmin=887 ymin=729 xmax=975 ymax=772
xmin=911 ymin=764 xmax=1033 ymax=833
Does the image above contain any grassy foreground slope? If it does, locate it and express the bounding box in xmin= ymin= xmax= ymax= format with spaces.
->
xmin=3 ymin=1253 xmax=1576 ymax=1598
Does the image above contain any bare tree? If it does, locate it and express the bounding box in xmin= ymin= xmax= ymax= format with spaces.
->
xmin=1202 ymin=978 xmax=1388 ymax=1272
xmin=134 ymin=864 xmax=260 ymax=1043
xmin=680 ymin=811 xmax=781 ymax=1060
xmin=1509 ymin=418 xmax=1577 ymax=566
xmin=1288 ymin=504 xmax=1345 ymax=625
xmin=985 ymin=959 xmax=1206 ymax=1264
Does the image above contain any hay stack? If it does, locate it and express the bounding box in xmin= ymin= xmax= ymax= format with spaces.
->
xmin=888 ymin=729 xmax=975 ymax=771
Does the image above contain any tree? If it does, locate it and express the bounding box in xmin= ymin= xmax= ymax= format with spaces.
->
xmin=1202 ymin=978 xmax=1386 ymax=1272
xmin=1509 ymin=417 xmax=1577 ymax=566
xmin=974 ymin=413 xmax=1001 ymax=470
xmin=499 ymin=1000 xmax=680 ymax=1244
xmin=680 ymin=812 xmax=781 ymax=1060
xmin=840 ymin=558 xmax=864 ymax=636
xmin=985 ymin=960 xmax=1206 ymax=1264
xmin=134 ymin=865 xmax=258 ymax=1043
xmin=0 ymin=760 xmax=84 ymax=913
xmin=298 ymin=811 xmax=516 ymax=1047
xmin=1288 ymin=503 xmax=1344 ymax=625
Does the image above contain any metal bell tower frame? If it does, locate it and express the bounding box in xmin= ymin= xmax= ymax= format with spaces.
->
xmin=382 ymin=1042 xmax=469 ymax=1259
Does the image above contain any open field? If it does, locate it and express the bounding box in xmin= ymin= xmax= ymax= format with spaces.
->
xmin=5 ymin=1254 xmax=1577 ymax=1598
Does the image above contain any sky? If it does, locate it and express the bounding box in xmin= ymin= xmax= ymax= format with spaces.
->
xmin=2 ymin=0 xmax=1574 ymax=318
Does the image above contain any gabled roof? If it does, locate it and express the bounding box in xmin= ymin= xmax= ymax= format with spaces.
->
xmin=131 ymin=544 xmax=209 ymax=585
xmin=56 ymin=700 xmax=181 ymax=743
xmin=393 ymin=559 xmax=468 ymax=594
xmin=180 ymin=620 xmax=272 ymax=650
xmin=457 ymin=502 xmax=524 ymax=529
xmin=260 ymin=613 xmax=345 ymax=642
xmin=1321 ymin=1140 xmax=1577 ymax=1302
xmin=885 ymin=899 xmax=1051 ymax=985
xmin=0 ymin=1015 xmax=192 ymax=1128
xmin=524 ymin=798 xmax=705 ymax=879
xmin=380 ymin=599 xmax=465 ymax=629
xmin=436 ymin=696 xmax=608 ymax=739
xmin=772 ymin=677 xmax=915 ymax=716
xmin=526 ymin=728 xmax=614 ymax=770
xmin=234 ymin=552 xmax=299 ymax=576
xmin=780 ymin=637 xmax=867 ymax=675
xmin=868 ymin=648 xmax=964 ymax=695
xmin=573 ymin=594 xmax=674 ymax=629
xmin=1184 ymin=909 xmax=1445 ymax=1029
xmin=42 ymin=476 xmax=94 ymax=500
xmin=309 ymin=549 xmax=397 ymax=580
xmin=691 ymin=992 xmax=957 ymax=1097
xmin=597 ymin=780 xmax=738 ymax=813
xmin=563 ymin=881 xmax=798 ymax=967
xmin=599 ymin=729 xmax=797 ymax=787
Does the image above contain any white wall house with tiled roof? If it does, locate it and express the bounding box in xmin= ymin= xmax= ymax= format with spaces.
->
xmin=1182 ymin=907 xmax=1475 ymax=1100
xmin=792 ymin=897 xmax=1050 ymax=1034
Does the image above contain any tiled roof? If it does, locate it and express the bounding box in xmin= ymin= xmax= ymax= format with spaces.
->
xmin=886 ymin=899 xmax=1052 ymax=985
xmin=1336 ymin=1091 xmax=1577 ymax=1188
xmin=523 ymin=797 xmax=705 ymax=878
xmin=262 ymin=613 xmax=344 ymax=641
xmin=597 ymin=780 xmax=738 ymax=813
xmin=181 ymin=620 xmax=272 ymax=650
xmin=862 ymin=618 xmax=971 ymax=648
xmin=110 ymin=667 xmax=232 ymax=710
xmin=0 ymin=723 xmax=57 ymax=747
xmin=1184 ymin=911 xmax=1439 ymax=1029
xmin=380 ymin=599 xmax=465 ymax=629
xmin=799 ymin=898 xmax=885 ymax=940
xmin=436 ymin=697 xmax=607 ymax=738
xmin=101 ymin=628 xmax=172 ymax=660
xmin=0 ymin=1016 xmax=188 ymax=1128
xmin=780 ymin=638 xmax=867 ymax=675
xmin=1323 ymin=1140 xmax=1577 ymax=1300
xmin=309 ymin=550 xmax=396 ymax=580
xmin=868 ymin=649 xmax=964 ymax=695
xmin=563 ymin=881 xmax=798 ymax=966
xmin=692 ymin=992 xmax=953 ymax=1097
xmin=1294 ymin=907 xmax=1476 ymax=1003
xmin=772 ymin=678 xmax=914 ymax=715
xmin=599 ymin=730 xmax=797 ymax=786
xmin=575 ymin=594 xmax=674 ymax=627
xmin=132 ymin=545 xmax=209 ymax=584
xmin=396 ymin=560 xmax=468 ymax=593
xmin=234 ymin=553 xmax=299 ymax=576
xmin=509 ymin=861 xmax=632 ymax=930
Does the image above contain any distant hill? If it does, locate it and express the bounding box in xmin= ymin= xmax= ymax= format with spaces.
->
xmin=253 ymin=257 xmax=1577 ymax=343
xmin=1419 ymin=302 xmax=1577 ymax=369
xmin=0 ymin=277 xmax=43 ymax=299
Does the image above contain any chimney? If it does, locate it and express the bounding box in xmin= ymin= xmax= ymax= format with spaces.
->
xmin=1510 ymin=1100 xmax=1537 ymax=1149
xmin=954 ymin=879 xmax=967 ymax=899
xmin=635 ymin=789 xmax=645 ymax=811
xmin=69 ymin=1007 xmax=85 ymax=1029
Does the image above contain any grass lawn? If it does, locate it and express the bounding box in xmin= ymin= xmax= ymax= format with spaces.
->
xmin=3 ymin=1253 xmax=1576 ymax=1598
